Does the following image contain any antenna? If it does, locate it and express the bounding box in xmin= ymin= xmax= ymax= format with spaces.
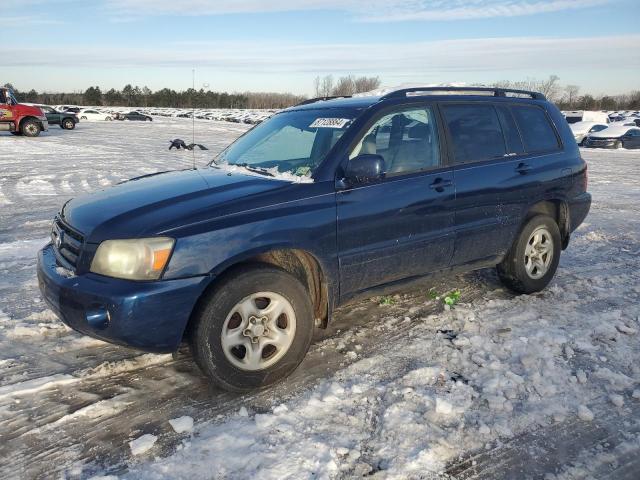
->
xmin=192 ymin=68 xmax=196 ymax=170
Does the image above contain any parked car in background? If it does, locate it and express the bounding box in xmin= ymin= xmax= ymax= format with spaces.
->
xmin=564 ymin=110 xmax=609 ymax=124
xmin=78 ymin=109 xmax=113 ymax=121
xmin=38 ymin=86 xmax=591 ymax=392
xmin=40 ymin=106 xmax=78 ymax=130
xmin=121 ymin=111 xmax=153 ymax=121
xmin=0 ymin=87 xmax=49 ymax=137
xmin=583 ymin=125 xmax=640 ymax=149
xmin=569 ymin=121 xmax=608 ymax=145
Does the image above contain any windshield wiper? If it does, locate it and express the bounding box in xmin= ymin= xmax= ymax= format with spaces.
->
xmin=234 ymin=163 xmax=275 ymax=177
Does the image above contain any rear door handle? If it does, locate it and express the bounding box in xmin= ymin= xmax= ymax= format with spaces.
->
xmin=515 ymin=163 xmax=532 ymax=174
xmin=429 ymin=178 xmax=453 ymax=192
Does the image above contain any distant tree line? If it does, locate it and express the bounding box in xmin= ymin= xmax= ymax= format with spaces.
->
xmin=4 ymin=76 xmax=639 ymax=111
xmin=3 ymin=83 xmax=305 ymax=109
xmin=492 ymin=75 xmax=640 ymax=111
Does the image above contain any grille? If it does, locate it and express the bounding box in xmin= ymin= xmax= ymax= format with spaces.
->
xmin=51 ymin=218 xmax=84 ymax=270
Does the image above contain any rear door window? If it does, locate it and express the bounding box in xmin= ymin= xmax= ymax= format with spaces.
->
xmin=442 ymin=104 xmax=506 ymax=164
xmin=511 ymin=105 xmax=560 ymax=153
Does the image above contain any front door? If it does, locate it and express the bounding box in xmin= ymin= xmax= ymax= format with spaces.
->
xmin=336 ymin=104 xmax=456 ymax=298
xmin=0 ymin=91 xmax=16 ymax=130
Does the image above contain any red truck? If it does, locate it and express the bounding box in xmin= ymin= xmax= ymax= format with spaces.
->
xmin=0 ymin=87 xmax=49 ymax=137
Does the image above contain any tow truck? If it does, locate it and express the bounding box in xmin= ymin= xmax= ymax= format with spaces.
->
xmin=0 ymin=87 xmax=49 ymax=137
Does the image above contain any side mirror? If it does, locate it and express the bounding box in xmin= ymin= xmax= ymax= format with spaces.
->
xmin=344 ymin=154 xmax=386 ymax=184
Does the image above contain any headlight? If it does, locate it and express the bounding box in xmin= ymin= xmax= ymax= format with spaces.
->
xmin=90 ymin=237 xmax=175 ymax=280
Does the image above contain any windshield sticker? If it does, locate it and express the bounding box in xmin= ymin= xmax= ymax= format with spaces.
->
xmin=309 ymin=118 xmax=350 ymax=129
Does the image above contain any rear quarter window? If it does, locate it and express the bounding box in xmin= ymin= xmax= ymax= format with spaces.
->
xmin=511 ymin=105 xmax=560 ymax=153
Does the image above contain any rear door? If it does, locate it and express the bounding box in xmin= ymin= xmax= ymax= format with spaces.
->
xmin=336 ymin=103 xmax=456 ymax=298
xmin=442 ymin=102 xmax=564 ymax=266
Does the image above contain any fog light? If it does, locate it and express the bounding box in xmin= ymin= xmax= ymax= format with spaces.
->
xmin=86 ymin=306 xmax=110 ymax=330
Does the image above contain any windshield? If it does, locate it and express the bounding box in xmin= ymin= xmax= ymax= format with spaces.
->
xmin=214 ymin=109 xmax=356 ymax=179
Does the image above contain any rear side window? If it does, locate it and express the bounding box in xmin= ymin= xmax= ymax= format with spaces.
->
xmin=496 ymin=105 xmax=524 ymax=154
xmin=442 ymin=104 xmax=506 ymax=164
xmin=511 ymin=105 xmax=560 ymax=152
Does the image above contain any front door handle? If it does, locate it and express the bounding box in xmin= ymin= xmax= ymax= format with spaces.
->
xmin=516 ymin=162 xmax=532 ymax=174
xmin=429 ymin=178 xmax=453 ymax=192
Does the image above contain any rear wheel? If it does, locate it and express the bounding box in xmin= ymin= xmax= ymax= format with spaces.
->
xmin=80 ymin=116 xmax=87 ymax=120
xmin=106 ymin=116 xmax=112 ymax=121
xmin=62 ymin=118 xmax=75 ymax=130
xmin=189 ymin=265 xmax=314 ymax=392
xmin=21 ymin=119 xmax=41 ymax=137
xmin=497 ymin=215 xmax=561 ymax=294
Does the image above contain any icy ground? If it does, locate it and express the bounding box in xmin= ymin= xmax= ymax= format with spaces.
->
xmin=1 ymin=120 xmax=639 ymax=479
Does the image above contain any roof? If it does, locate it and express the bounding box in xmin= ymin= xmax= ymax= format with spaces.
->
xmin=287 ymin=96 xmax=381 ymax=111
xmin=288 ymin=86 xmax=546 ymax=112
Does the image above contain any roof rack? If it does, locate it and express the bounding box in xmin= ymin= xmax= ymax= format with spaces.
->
xmin=380 ymin=87 xmax=546 ymax=101
xmin=294 ymin=95 xmax=352 ymax=107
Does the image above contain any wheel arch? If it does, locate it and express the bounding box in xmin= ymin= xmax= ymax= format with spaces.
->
xmin=524 ymin=199 xmax=570 ymax=249
xmin=182 ymin=247 xmax=331 ymax=343
xmin=19 ymin=116 xmax=42 ymax=128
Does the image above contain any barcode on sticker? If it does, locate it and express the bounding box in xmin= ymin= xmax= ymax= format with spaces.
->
xmin=309 ymin=118 xmax=350 ymax=129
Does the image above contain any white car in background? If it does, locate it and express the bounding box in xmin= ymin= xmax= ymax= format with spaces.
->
xmin=564 ymin=110 xmax=609 ymax=124
xmin=570 ymin=121 xmax=608 ymax=145
xmin=77 ymin=109 xmax=113 ymax=121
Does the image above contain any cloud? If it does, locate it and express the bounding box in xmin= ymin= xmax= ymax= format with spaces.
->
xmin=3 ymin=34 xmax=638 ymax=75
xmin=103 ymin=0 xmax=612 ymax=21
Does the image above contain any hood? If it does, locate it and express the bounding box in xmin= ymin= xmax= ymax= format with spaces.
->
xmin=589 ymin=126 xmax=633 ymax=138
xmin=19 ymin=104 xmax=45 ymax=117
xmin=61 ymin=167 xmax=304 ymax=243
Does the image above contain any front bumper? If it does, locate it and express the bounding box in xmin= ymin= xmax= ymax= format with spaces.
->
xmin=37 ymin=243 xmax=209 ymax=352
xmin=584 ymin=138 xmax=617 ymax=148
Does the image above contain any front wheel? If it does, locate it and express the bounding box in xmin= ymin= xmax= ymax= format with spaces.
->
xmin=106 ymin=117 xmax=112 ymax=121
xmin=62 ymin=119 xmax=75 ymax=130
xmin=21 ymin=119 xmax=41 ymax=137
xmin=497 ymin=215 xmax=561 ymax=294
xmin=190 ymin=265 xmax=314 ymax=392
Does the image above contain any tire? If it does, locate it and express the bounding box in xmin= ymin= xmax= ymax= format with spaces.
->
xmin=62 ymin=118 xmax=75 ymax=130
xmin=80 ymin=116 xmax=87 ymax=120
xmin=497 ymin=215 xmax=561 ymax=294
xmin=21 ymin=119 xmax=41 ymax=137
xmin=189 ymin=265 xmax=314 ymax=392
xmin=106 ymin=117 xmax=112 ymax=121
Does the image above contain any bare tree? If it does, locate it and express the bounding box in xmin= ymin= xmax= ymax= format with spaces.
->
xmin=354 ymin=76 xmax=381 ymax=93
xmin=332 ymin=76 xmax=356 ymax=96
xmin=537 ymin=75 xmax=561 ymax=102
xmin=564 ymin=85 xmax=580 ymax=107
xmin=319 ymin=75 xmax=334 ymax=97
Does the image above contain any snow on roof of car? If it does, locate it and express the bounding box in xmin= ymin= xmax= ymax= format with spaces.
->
xmin=569 ymin=121 xmax=607 ymax=132
xmin=589 ymin=125 xmax=639 ymax=138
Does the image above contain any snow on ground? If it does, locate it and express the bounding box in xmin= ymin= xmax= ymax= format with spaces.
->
xmin=1 ymin=120 xmax=639 ymax=479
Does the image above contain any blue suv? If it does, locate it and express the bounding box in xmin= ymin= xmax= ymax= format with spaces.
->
xmin=37 ymin=87 xmax=591 ymax=391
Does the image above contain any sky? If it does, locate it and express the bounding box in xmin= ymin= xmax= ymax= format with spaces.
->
xmin=2 ymin=0 xmax=639 ymax=96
